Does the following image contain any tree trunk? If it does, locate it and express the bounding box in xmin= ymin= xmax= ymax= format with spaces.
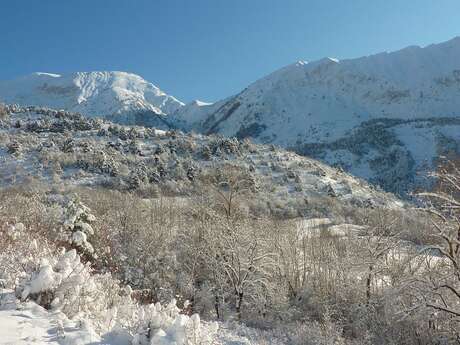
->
xmin=236 ymin=291 xmax=243 ymax=320
xmin=214 ymin=294 xmax=220 ymax=319
xmin=366 ymin=264 xmax=373 ymax=303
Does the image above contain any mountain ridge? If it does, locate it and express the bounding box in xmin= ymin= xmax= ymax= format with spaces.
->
xmin=171 ymin=36 xmax=460 ymax=194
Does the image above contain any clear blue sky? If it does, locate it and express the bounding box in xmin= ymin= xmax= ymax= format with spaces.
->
xmin=1 ymin=0 xmax=459 ymax=102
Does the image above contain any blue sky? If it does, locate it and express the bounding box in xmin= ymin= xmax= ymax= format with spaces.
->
xmin=1 ymin=0 xmax=459 ymax=102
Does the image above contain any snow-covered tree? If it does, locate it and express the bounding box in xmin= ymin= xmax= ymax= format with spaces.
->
xmin=59 ymin=196 xmax=97 ymax=261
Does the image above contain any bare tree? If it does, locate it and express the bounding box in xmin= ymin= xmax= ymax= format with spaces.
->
xmin=410 ymin=160 xmax=460 ymax=338
xmin=353 ymin=210 xmax=405 ymax=303
xmin=200 ymin=164 xmax=255 ymax=221
xmin=186 ymin=170 xmax=275 ymax=321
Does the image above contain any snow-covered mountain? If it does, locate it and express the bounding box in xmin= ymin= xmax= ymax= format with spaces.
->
xmin=0 ymin=71 xmax=184 ymax=127
xmin=2 ymin=37 xmax=460 ymax=194
xmin=172 ymin=37 xmax=460 ymax=194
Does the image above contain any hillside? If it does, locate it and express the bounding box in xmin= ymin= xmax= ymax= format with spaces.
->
xmin=0 ymin=104 xmax=403 ymax=218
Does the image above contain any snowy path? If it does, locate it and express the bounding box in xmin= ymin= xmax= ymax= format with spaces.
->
xmin=0 ymin=303 xmax=63 ymax=345
xmin=0 ymin=292 xmax=102 ymax=345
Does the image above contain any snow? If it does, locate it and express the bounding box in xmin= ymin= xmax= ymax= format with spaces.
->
xmin=169 ymin=99 xmax=220 ymax=131
xmin=4 ymin=39 xmax=460 ymax=195
xmin=393 ymin=121 xmax=460 ymax=186
xmin=71 ymin=231 xmax=87 ymax=247
xmin=193 ymin=100 xmax=212 ymax=107
xmin=34 ymin=73 xmax=61 ymax=78
xmin=22 ymin=264 xmax=58 ymax=299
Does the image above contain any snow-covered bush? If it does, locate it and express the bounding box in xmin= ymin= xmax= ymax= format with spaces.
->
xmin=15 ymin=247 xmax=134 ymax=334
xmin=0 ymin=220 xmax=56 ymax=292
xmin=132 ymin=299 xmax=218 ymax=345
xmin=1 ymin=213 xmax=217 ymax=345
xmin=17 ymin=249 xmax=93 ymax=310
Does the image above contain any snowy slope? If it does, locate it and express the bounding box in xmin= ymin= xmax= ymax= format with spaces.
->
xmin=0 ymin=71 xmax=184 ymax=127
xmin=172 ymin=36 xmax=460 ymax=193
